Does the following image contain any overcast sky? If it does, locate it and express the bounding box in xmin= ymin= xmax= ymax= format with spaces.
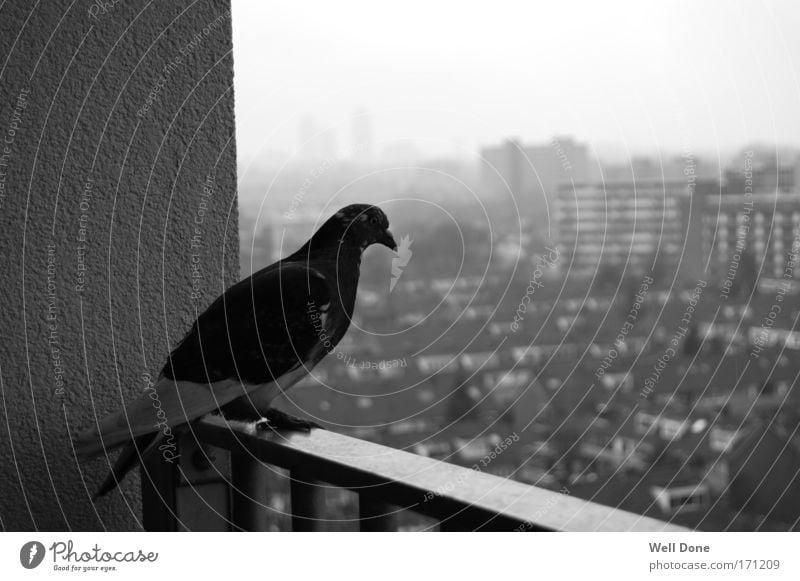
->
xmin=231 ymin=0 xmax=800 ymax=166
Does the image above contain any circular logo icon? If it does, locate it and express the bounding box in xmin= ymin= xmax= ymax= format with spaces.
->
xmin=20 ymin=541 xmax=46 ymax=569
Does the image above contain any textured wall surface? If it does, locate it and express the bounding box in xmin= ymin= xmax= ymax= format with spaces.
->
xmin=0 ymin=0 xmax=239 ymax=531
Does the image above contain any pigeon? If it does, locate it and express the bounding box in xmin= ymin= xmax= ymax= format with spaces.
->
xmin=74 ymin=204 xmax=397 ymax=499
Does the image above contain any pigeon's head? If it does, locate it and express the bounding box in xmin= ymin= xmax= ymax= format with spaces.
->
xmin=319 ymin=204 xmax=397 ymax=252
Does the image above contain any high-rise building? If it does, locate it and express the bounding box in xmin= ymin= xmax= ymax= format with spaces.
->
xmin=601 ymin=155 xmax=719 ymax=182
xmin=724 ymin=147 xmax=800 ymax=196
xmin=554 ymin=179 xmax=711 ymax=278
xmin=702 ymin=193 xmax=800 ymax=282
xmin=701 ymin=149 xmax=800 ymax=285
xmin=480 ymin=137 xmax=591 ymax=222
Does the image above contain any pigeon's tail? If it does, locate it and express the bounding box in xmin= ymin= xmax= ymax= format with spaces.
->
xmin=92 ymin=432 xmax=163 ymax=500
xmin=73 ymin=420 xmax=125 ymax=460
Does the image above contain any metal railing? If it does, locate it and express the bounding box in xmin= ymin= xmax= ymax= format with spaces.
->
xmin=141 ymin=415 xmax=689 ymax=532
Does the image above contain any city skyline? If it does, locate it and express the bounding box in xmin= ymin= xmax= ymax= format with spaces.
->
xmin=232 ymin=1 xmax=800 ymax=168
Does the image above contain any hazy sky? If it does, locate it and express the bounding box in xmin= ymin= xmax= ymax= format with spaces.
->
xmin=231 ymin=0 xmax=800 ymax=166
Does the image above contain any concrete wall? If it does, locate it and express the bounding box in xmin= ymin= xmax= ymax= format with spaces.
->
xmin=0 ymin=0 xmax=239 ymax=531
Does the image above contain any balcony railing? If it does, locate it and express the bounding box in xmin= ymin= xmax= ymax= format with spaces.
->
xmin=141 ymin=415 xmax=689 ymax=532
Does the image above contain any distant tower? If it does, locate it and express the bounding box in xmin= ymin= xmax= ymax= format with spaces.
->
xmin=352 ymin=106 xmax=374 ymax=163
xmin=480 ymin=136 xmax=591 ymax=226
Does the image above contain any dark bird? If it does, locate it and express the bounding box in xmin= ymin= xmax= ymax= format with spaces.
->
xmin=75 ymin=204 xmax=396 ymax=499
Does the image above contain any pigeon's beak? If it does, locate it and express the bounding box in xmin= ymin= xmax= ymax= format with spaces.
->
xmin=378 ymin=229 xmax=397 ymax=251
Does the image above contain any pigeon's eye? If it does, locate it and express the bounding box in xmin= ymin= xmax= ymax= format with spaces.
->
xmin=369 ymin=216 xmax=379 ymax=225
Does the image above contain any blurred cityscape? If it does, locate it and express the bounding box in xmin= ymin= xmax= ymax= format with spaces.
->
xmin=238 ymin=128 xmax=800 ymax=531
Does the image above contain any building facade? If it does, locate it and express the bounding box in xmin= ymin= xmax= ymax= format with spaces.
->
xmin=554 ymin=179 xmax=704 ymax=277
xmin=481 ymin=137 xmax=592 ymax=223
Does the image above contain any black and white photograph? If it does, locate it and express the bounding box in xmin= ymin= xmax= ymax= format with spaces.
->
xmin=1 ymin=0 xmax=799 ymax=577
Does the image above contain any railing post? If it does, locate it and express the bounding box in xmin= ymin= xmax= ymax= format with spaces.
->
xmin=141 ymin=449 xmax=180 ymax=531
xmin=174 ymin=436 xmax=231 ymax=531
xmin=358 ymin=494 xmax=397 ymax=531
xmin=230 ymin=451 xmax=271 ymax=531
xmin=290 ymin=470 xmax=324 ymax=531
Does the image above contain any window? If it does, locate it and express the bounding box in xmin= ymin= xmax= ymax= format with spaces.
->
xmin=709 ymin=427 xmax=737 ymax=452
xmin=635 ymin=412 xmax=656 ymax=433
xmin=651 ymin=485 xmax=710 ymax=514
xmin=659 ymin=418 xmax=687 ymax=441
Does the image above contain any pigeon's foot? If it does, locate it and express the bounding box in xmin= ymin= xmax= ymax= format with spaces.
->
xmin=256 ymin=409 xmax=323 ymax=433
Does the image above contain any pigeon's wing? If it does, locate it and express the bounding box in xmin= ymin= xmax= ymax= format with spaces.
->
xmin=165 ymin=260 xmax=333 ymax=385
xmin=75 ymin=262 xmax=332 ymax=458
